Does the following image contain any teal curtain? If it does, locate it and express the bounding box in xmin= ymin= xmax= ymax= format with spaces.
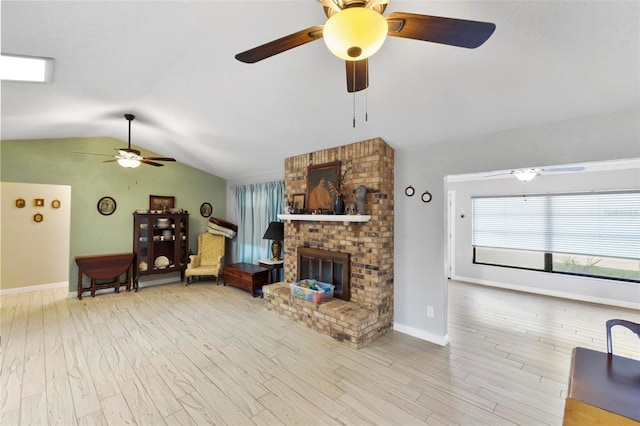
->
xmin=233 ymin=180 xmax=284 ymax=264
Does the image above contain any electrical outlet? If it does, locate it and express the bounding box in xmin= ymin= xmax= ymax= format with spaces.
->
xmin=427 ymin=306 xmax=434 ymax=317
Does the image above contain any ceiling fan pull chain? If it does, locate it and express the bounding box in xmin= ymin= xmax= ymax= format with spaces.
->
xmin=353 ymin=92 xmax=356 ymax=128
xmin=365 ymin=59 xmax=369 ymax=122
xmin=352 ymin=61 xmax=357 ymax=128
xmin=365 ymin=88 xmax=368 ymax=122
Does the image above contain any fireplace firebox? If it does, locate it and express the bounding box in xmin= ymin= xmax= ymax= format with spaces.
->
xmin=296 ymin=247 xmax=350 ymax=301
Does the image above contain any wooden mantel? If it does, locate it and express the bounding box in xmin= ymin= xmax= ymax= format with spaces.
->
xmin=277 ymin=214 xmax=371 ymax=226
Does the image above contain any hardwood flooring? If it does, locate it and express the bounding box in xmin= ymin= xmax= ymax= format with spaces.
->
xmin=1 ymin=280 xmax=638 ymax=425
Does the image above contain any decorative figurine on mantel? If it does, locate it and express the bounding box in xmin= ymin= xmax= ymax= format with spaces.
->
xmin=355 ymin=185 xmax=367 ymax=214
xmin=345 ymin=201 xmax=357 ymax=215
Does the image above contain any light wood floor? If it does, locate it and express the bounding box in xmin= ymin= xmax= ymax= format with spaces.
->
xmin=1 ymin=280 xmax=638 ymax=425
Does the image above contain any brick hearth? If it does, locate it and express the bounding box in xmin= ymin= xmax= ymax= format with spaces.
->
xmin=263 ymin=137 xmax=394 ymax=348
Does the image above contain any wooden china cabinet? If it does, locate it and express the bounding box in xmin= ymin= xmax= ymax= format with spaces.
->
xmin=132 ymin=212 xmax=189 ymax=290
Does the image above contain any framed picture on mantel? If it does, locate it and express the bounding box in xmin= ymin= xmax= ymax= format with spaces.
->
xmin=307 ymin=161 xmax=340 ymax=213
xmin=291 ymin=193 xmax=305 ymax=212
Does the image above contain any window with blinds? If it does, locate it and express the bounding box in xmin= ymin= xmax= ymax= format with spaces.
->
xmin=472 ymin=191 xmax=640 ymax=282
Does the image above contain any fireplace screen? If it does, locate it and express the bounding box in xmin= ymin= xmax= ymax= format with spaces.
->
xmin=297 ymin=247 xmax=350 ymax=301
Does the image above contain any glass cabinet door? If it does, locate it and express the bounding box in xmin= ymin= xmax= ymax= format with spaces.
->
xmin=178 ymin=215 xmax=188 ymax=266
xmin=138 ymin=216 xmax=149 ymax=273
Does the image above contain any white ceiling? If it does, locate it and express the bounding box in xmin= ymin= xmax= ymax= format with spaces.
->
xmin=2 ymin=1 xmax=638 ymax=180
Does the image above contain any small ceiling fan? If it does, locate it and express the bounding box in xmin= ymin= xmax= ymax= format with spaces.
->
xmin=488 ymin=166 xmax=586 ymax=182
xmin=74 ymin=114 xmax=176 ymax=168
xmin=235 ymin=0 xmax=496 ymax=92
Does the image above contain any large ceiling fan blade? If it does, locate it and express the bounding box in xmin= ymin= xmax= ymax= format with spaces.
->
xmin=235 ymin=26 xmax=324 ymax=63
xmin=544 ymin=166 xmax=585 ymax=172
xmin=141 ymin=159 xmax=164 ymax=167
xmin=386 ymin=12 xmax=496 ymax=49
xmin=484 ymin=172 xmax=511 ymax=178
xmin=346 ymin=59 xmax=368 ymax=93
xmin=145 ymin=157 xmax=176 ymax=162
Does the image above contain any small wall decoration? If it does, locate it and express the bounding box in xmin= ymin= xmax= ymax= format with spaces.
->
xmin=34 ymin=198 xmax=44 ymax=207
xmin=34 ymin=213 xmax=43 ymax=223
xmin=291 ymin=193 xmax=306 ymax=213
xmin=307 ymin=161 xmax=340 ymax=213
xmin=51 ymin=199 xmax=61 ymax=209
xmin=200 ymin=202 xmax=212 ymax=217
xmin=405 ymin=186 xmax=415 ymax=197
xmin=149 ymin=195 xmax=175 ymax=213
xmin=421 ymin=191 xmax=433 ymax=203
xmin=97 ymin=196 xmax=117 ymax=216
xmin=15 ymin=198 xmax=26 ymax=208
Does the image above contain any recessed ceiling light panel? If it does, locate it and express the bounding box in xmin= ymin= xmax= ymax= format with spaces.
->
xmin=1 ymin=53 xmax=55 ymax=83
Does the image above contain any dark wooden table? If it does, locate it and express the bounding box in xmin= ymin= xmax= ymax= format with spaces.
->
xmin=258 ymin=259 xmax=284 ymax=284
xmin=223 ymin=263 xmax=269 ymax=297
xmin=76 ymin=253 xmax=134 ymax=300
xmin=563 ymin=347 xmax=640 ymax=425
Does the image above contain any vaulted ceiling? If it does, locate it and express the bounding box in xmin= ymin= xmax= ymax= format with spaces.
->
xmin=2 ymin=1 xmax=638 ymax=180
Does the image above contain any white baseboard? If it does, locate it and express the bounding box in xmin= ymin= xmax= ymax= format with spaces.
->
xmin=393 ymin=322 xmax=450 ymax=346
xmin=0 ymin=281 xmax=68 ymax=296
xmin=452 ymin=275 xmax=640 ymax=311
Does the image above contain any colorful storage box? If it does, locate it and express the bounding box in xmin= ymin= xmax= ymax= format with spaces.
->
xmin=290 ymin=280 xmax=334 ymax=303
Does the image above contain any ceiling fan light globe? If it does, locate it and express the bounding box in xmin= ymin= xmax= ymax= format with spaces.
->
xmin=323 ymin=7 xmax=387 ymax=61
xmin=117 ymin=158 xmax=141 ymax=168
xmin=514 ymin=169 xmax=538 ymax=182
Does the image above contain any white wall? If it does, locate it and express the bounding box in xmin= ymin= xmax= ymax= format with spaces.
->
xmin=1 ymin=182 xmax=71 ymax=292
xmin=393 ymin=108 xmax=640 ymax=345
xmin=448 ymin=161 xmax=640 ymax=309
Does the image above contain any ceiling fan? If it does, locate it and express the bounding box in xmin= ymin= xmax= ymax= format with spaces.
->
xmin=235 ymin=0 xmax=496 ymax=92
xmin=488 ymin=166 xmax=586 ymax=182
xmin=74 ymin=114 xmax=176 ymax=168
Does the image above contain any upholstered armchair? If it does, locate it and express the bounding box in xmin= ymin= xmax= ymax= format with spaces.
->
xmin=184 ymin=232 xmax=225 ymax=285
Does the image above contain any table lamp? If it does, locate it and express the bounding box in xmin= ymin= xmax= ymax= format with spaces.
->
xmin=263 ymin=221 xmax=284 ymax=260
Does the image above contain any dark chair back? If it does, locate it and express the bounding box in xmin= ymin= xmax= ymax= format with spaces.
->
xmin=606 ymin=319 xmax=640 ymax=355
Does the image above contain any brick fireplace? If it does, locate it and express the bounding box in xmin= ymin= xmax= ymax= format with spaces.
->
xmin=263 ymin=138 xmax=394 ymax=348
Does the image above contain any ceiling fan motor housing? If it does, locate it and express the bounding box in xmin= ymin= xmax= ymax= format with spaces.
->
xmin=323 ymin=0 xmax=387 ymax=18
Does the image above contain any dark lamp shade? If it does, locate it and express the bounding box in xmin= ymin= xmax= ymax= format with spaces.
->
xmin=263 ymin=221 xmax=284 ymax=241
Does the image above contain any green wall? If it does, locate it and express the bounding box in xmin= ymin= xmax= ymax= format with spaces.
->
xmin=1 ymin=137 xmax=227 ymax=292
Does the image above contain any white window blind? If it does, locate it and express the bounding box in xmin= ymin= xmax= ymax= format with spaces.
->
xmin=472 ymin=191 xmax=640 ymax=259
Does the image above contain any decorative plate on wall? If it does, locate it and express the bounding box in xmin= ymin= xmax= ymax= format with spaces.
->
xmin=15 ymin=198 xmax=25 ymax=208
xmin=200 ymin=202 xmax=212 ymax=217
xmin=97 ymin=196 xmax=116 ymax=215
